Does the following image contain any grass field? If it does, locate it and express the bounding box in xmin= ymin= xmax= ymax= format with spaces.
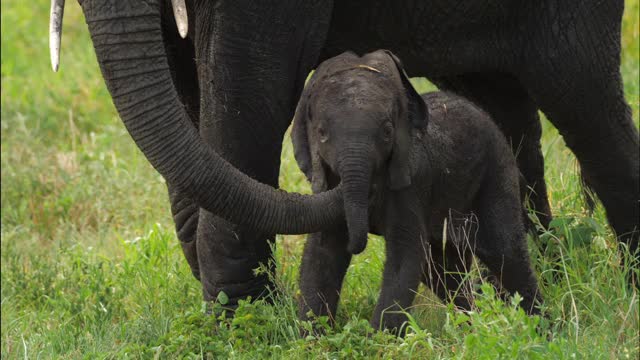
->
xmin=1 ymin=1 xmax=639 ymax=358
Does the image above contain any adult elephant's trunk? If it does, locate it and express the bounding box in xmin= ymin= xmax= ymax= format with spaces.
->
xmin=338 ymin=146 xmax=374 ymax=254
xmin=77 ymin=1 xmax=343 ymax=234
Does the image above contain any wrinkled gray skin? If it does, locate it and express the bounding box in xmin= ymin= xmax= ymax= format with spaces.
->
xmin=70 ymin=0 xmax=637 ymax=306
xmin=293 ymin=50 xmax=542 ymax=333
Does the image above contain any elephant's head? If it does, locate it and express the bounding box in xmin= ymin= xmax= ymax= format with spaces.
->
xmin=48 ymin=0 xmax=346 ymax=235
xmin=292 ymin=50 xmax=428 ymax=254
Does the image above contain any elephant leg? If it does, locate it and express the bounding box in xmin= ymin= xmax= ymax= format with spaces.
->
xmin=194 ymin=116 xmax=285 ymax=304
xmin=432 ymin=73 xmax=551 ymax=229
xmin=421 ymin=241 xmax=474 ymax=312
xmin=298 ymin=227 xmax=352 ymax=324
xmin=521 ymin=25 xmax=639 ymax=285
xmin=371 ymin=196 xmax=427 ymax=334
xmin=192 ymin=1 xmax=333 ymax=306
xmin=474 ymin=171 xmax=542 ymax=315
xmin=161 ymin=9 xmax=201 ymax=280
xmin=531 ymin=80 xmax=639 ymax=283
xmin=371 ymin=229 xmax=425 ymax=334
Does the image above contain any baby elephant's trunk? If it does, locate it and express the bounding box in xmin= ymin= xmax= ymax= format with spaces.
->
xmin=338 ymin=147 xmax=373 ymax=254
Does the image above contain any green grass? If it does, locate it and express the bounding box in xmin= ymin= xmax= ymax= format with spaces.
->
xmin=1 ymin=0 xmax=638 ymax=358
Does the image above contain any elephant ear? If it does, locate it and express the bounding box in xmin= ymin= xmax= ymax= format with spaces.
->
xmin=292 ymin=85 xmax=328 ymax=192
xmin=383 ymin=50 xmax=428 ymax=129
xmin=383 ymin=50 xmax=428 ymax=190
xmin=292 ymin=74 xmax=320 ymax=183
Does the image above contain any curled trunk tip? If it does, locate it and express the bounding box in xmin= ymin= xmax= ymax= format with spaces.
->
xmin=344 ymin=198 xmax=369 ymax=254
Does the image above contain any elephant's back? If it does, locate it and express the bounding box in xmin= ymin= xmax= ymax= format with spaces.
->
xmin=421 ymin=91 xmax=493 ymax=130
xmin=414 ymin=91 xmax=514 ymax=212
xmin=420 ymin=91 xmax=509 ymax=158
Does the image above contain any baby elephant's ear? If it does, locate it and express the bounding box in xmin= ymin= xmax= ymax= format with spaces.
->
xmin=383 ymin=50 xmax=428 ymax=190
xmin=387 ymin=127 xmax=412 ymax=190
xmin=292 ymin=73 xmax=321 ymax=183
xmin=383 ymin=50 xmax=428 ymax=129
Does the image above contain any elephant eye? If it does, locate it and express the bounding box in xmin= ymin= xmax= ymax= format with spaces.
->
xmin=382 ymin=121 xmax=393 ymax=142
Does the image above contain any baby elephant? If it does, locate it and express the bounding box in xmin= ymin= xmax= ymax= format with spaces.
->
xmin=292 ymin=50 xmax=542 ymax=333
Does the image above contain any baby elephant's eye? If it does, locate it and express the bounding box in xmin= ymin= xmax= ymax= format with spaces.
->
xmin=382 ymin=121 xmax=394 ymax=142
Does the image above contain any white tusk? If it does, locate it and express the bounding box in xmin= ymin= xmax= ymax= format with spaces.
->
xmin=171 ymin=0 xmax=189 ymax=39
xmin=49 ymin=0 xmax=65 ymax=72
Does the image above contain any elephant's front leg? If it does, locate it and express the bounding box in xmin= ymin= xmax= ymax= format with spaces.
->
xmin=192 ymin=1 xmax=332 ymax=306
xmin=372 ymin=197 xmax=426 ymax=334
xmin=298 ymin=226 xmax=352 ymax=326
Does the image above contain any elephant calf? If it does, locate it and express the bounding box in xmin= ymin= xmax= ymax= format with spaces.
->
xmin=292 ymin=50 xmax=542 ymax=333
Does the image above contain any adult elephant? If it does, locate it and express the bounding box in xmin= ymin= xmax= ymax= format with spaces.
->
xmin=50 ymin=0 xmax=639 ymax=305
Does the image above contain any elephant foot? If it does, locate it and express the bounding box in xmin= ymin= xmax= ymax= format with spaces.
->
xmin=196 ymin=210 xmax=279 ymax=313
xmin=202 ymin=273 xmax=277 ymax=314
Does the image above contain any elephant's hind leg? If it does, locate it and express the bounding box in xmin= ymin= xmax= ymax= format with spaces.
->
xmin=521 ymin=9 xmax=639 ymax=285
xmin=474 ymin=171 xmax=542 ymax=314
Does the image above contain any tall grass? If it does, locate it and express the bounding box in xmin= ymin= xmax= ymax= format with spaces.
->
xmin=1 ymin=0 xmax=638 ymax=358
